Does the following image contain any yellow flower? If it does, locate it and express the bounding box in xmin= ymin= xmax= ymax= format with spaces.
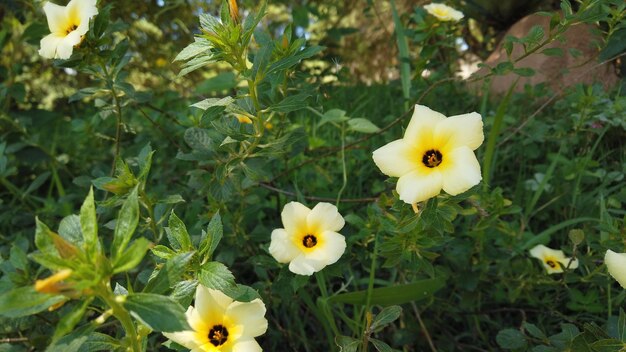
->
xmin=39 ymin=0 xmax=98 ymax=60
xmin=236 ymin=115 xmax=253 ymax=124
xmin=605 ymin=250 xmax=626 ymax=289
xmin=529 ymin=245 xmax=579 ymax=274
xmin=424 ymin=3 xmax=464 ymax=22
xmin=34 ymin=269 xmax=73 ymax=294
xmin=269 ymin=202 xmax=346 ymax=276
xmin=163 ymin=285 xmax=267 ymax=352
xmin=372 ymin=104 xmax=483 ymax=204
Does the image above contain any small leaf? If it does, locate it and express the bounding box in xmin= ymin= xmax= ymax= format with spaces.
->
xmin=347 ymin=118 xmax=381 ymax=133
xmin=270 ymin=93 xmax=311 ymax=113
xmin=52 ymin=298 xmax=93 ymax=342
xmin=198 ymin=261 xmax=236 ymax=291
xmin=144 ymin=252 xmax=194 ymax=294
xmin=199 ymin=212 xmax=222 ymax=260
xmin=513 ymin=67 xmax=536 ymax=77
xmin=124 ymin=293 xmax=190 ymax=332
xmin=370 ymin=338 xmax=400 ymax=352
xmin=174 ymin=37 xmax=212 ymax=62
xmin=568 ymin=229 xmax=585 ymax=246
xmin=541 ymin=47 xmax=564 ymax=57
xmin=111 ymin=187 xmax=139 ymax=259
xmin=370 ymin=306 xmax=402 ymax=330
xmin=523 ymin=322 xmax=547 ymax=340
xmin=191 ymin=96 xmax=235 ymax=111
xmin=79 ymin=187 xmax=98 ymax=254
xmin=496 ymin=329 xmax=527 ymax=350
xmin=113 ymin=238 xmax=152 ymax=274
xmin=166 ymin=211 xmax=193 ymax=252
xmin=335 ymin=335 xmax=360 ymax=352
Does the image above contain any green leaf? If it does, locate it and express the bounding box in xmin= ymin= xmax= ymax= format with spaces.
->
xmin=151 ymin=245 xmax=177 ymax=260
xmin=166 ymin=211 xmax=193 ymax=252
xmin=0 ymin=286 xmax=65 ymax=318
xmin=35 ymin=217 xmax=55 ymax=254
xmin=347 ymin=118 xmax=381 ymax=134
xmin=198 ymin=261 xmax=236 ymax=291
xmin=370 ymin=338 xmax=399 ymax=352
xmin=523 ymin=322 xmax=547 ymax=340
xmin=79 ymin=187 xmax=98 ymax=254
xmin=113 ymin=237 xmax=152 ymax=274
xmin=328 ymin=278 xmax=444 ymax=306
xmin=52 ymin=298 xmax=93 ymax=342
xmin=266 ymin=45 xmax=324 ymax=75
xmin=370 ymin=306 xmax=402 ymax=330
xmin=222 ymin=284 xmax=261 ymax=302
xmin=124 ymin=293 xmax=190 ymax=332
xmin=144 ymin=252 xmax=194 ymax=294
xmin=618 ymin=308 xmax=626 ymax=342
xmin=599 ymin=28 xmax=626 ymax=61
xmin=242 ymin=0 xmax=267 ymax=45
xmin=496 ymin=329 xmax=527 ymax=349
xmin=390 ymin=0 xmax=411 ymax=100
xmin=10 ymin=244 xmax=29 ymax=272
xmin=191 ymin=96 xmax=235 ymax=111
xmin=137 ymin=144 xmax=154 ymax=182
xmin=335 ymin=335 xmax=360 ymax=352
xmin=199 ymin=212 xmax=222 ymax=261
xmin=541 ymin=47 xmax=564 ymax=57
xmin=47 ymin=327 xmax=121 ymax=352
xmin=270 ymin=93 xmax=311 ymax=113
xmin=174 ymin=37 xmax=211 ymax=62
xmin=111 ymin=187 xmax=139 ymax=259
xmin=513 ymin=67 xmax=536 ymax=77
xmin=589 ymin=339 xmax=626 ymax=352
xmin=318 ymin=109 xmax=348 ymax=128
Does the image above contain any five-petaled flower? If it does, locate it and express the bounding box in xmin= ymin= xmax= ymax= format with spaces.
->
xmin=163 ymin=285 xmax=268 ymax=352
xmin=39 ymin=0 xmax=98 ymax=60
xmin=269 ymin=202 xmax=346 ymax=276
xmin=372 ymin=104 xmax=483 ymax=205
xmin=605 ymin=249 xmax=626 ymax=289
xmin=529 ymin=244 xmax=579 ymax=274
xmin=424 ymin=3 xmax=464 ymax=22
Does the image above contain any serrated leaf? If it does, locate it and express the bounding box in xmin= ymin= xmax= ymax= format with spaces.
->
xmin=174 ymin=38 xmax=212 ymax=62
xmin=270 ymin=93 xmax=311 ymax=113
xmin=151 ymin=245 xmax=177 ymax=260
xmin=199 ymin=212 xmax=222 ymax=260
xmin=124 ymin=293 xmax=190 ymax=332
xmin=589 ymin=339 xmax=626 ymax=352
xmin=144 ymin=252 xmax=194 ymax=294
xmin=191 ymin=96 xmax=235 ymax=110
xmin=79 ymin=188 xmax=98 ymax=254
xmin=198 ymin=261 xmax=236 ymax=291
xmin=370 ymin=306 xmax=402 ymax=330
xmin=166 ymin=211 xmax=193 ymax=251
xmin=113 ymin=237 xmax=152 ymax=274
xmin=266 ymin=45 xmax=324 ymax=74
xmin=111 ymin=187 xmax=139 ymax=259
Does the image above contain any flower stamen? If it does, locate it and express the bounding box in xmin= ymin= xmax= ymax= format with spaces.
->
xmin=422 ymin=149 xmax=443 ymax=168
xmin=208 ymin=324 xmax=229 ymax=346
xmin=65 ymin=24 xmax=78 ymax=35
xmin=545 ymin=259 xmax=558 ymax=269
xmin=302 ymin=234 xmax=317 ymax=248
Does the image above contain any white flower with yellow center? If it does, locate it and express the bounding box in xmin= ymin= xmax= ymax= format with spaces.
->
xmin=605 ymin=249 xmax=626 ymax=289
xmin=424 ymin=3 xmax=464 ymax=22
xmin=372 ymin=104 xmax=483 ymax=205
xmin=39 ymin=0 xmax=98 ymax=60
xmin=529 ymin=244 xmax=579 ymax=274
xmin=163 ymin=285 xmax=267 ymax=352
xmin=269 ymin=202 xmax=346 ymax=276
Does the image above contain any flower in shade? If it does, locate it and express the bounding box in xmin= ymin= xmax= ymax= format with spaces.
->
xmin=424 ymin=3 xmax=464 ymax=22
xmin=39 ymin=0 xmax=98 ymax=59
xmin=163 ymin=285 xmax=268 ymax=352
xmin=372 ymin=104 xmax=483 ymax=205
xmin=269 ymin=202 xmax=346 ymax=276
xmin=605 ymin=250 xmax=626 ymax=289
xmin=529 ymin=244 xmax=579 ymax=274
xmin=35 ymin=269 xmax=73 ymax=294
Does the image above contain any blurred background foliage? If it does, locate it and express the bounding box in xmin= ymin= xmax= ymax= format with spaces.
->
xmin=1 ymin=0 xmax=625 ymax=351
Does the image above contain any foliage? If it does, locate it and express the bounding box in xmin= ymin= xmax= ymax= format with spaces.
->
xmin=0 ymin=0 xmax=625 ymax=351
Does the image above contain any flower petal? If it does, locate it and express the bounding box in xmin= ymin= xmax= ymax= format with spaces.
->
xmin=435 ymin=112 xmax=483 ymax=151
xmin=440 ymin=146 xmax=482 ymax=196
xmin=225 ymin=299 xmax=268 ymax=338
xmin=289 ymin=254 xmax=325 ymax=276
xmin=39 ymin=33 xmax=64 ymax=59
xmin=67 ymin=0 xmax=98 ymax=35
xmin=372 ymin=139 xmax=417 ymax=177
xmin=55 ymin=31 xmax=82 ymax=60
xmin=43 ymin=2 xmax=69 ymax=34
xmin=557 ymin=257 xmax=579 ymax=270
xmin=163 ymin=330 xmax=201 ymax=350
xmin=281 ymin=202 xmax=310 ymax=236
xmin=195 ymin=286 xmax=233 ymax=326
xmin=605 ymin=250 xmax=626 ymax=289
xmin=404 ymin=104 xmax=446 ymax=142
xmin=307 ymin=230 xmax=346 ymax=265
xmin=269 ymin=228 xmax=300 ymax=263
xmin=529 ymin=244 xmax=549 ymax=260
xmin=231 ymin=338 xmax=263 ymax=352
xmin=307 ymin=202 xmax=345 ymax=233
xmin=396 ymin=168 xmax=443 ymax=204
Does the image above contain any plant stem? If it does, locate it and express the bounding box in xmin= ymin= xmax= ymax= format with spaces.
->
xmin=335 ymin=123 xmax=347 ymax=206
xmin=361 ymin=232 xmax=380 ymax=352
xmin=98 ymin=284 xmax=141 ymax=352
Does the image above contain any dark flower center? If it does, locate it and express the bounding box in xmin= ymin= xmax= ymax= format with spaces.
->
xmin=208 ymin=324 xmax=229 ymax=346
xmin=303 ymin=234 xmax=318 ymax=248
xmin=546 ymin=260 xmax=557 ymax=269
xmin=65 ymin=24 xmax=78 ymax=35
xmin=422 ymin=149 xmax=443 ymax=168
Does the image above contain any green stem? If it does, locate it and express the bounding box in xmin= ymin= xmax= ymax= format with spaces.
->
xmin=335 ymin=124 xmax=347 ymax=206
xmin=98 ymin=284 xmax=141 ymax=352
xmin=315 ymin=271 xmax=340 ymax=339
xmin=361 ymin=232 xmax=380 ymax=352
